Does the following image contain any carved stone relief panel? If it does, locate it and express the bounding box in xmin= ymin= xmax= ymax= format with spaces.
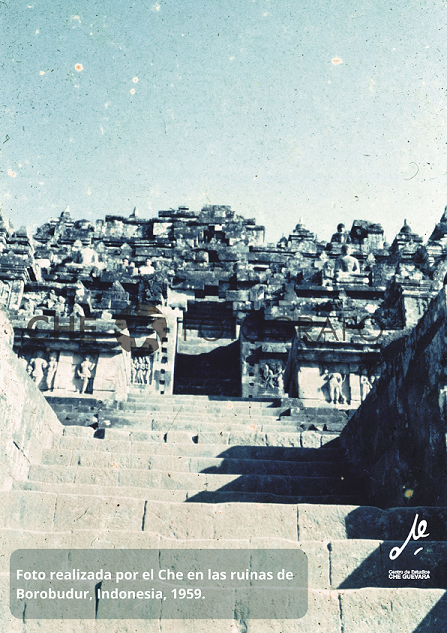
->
xmin=259 ymin=360 xmax=284 ymax=394
xmin=17 ymin=349 xmax=60 ymax=391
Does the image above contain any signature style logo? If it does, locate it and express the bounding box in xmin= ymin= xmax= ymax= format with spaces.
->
xmin=389 ymin=513 xmax=430 ymax=560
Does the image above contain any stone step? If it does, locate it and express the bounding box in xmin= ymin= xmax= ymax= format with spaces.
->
xmin=1 ymin=491 xmax=300 ymax=539
xmin=124 ymin=406 xmax=282 ymax=416
xmin=49 ymin=403 xmax=284 ymax=417
xmin=94 ymin=426 xmax=339 ymax=448
xmin=125 ymin=401 xmax=283 ymax=412
xmin=59 ymin=415 xmax=345 ymax=439
xmin=101 ymin=412 xmax=284 ymax=423
xmin=111 ymin=404 xmax=348 ymax=420
xmin=296 ymin=503 xmax=447 ymax=541
xmin=125 ymin=397 xmax=353 ymax=417
xmin=6 ymin=491 xmax=447 ymax=544
xmin=60 ymin=425 xmax=340 ymax=448
xmin=47 ymin=397 xmax=279 ymax=411
xmin=13 ymin=482 xmax=364 ymax=506
xmin=41 ymin=448 xmax=350 ymax=477
xmin=27 ymin=465 xmax=354 ymax=496
xmin=97 ymin=418 xmax=324 ymax=434
xmin=111 ymin=404 xmax=346 ymax=417
xmin=61 ymin=417 xmax=308 ymax=434
xmin=2 ymin=521 xmax=446 ymax=590
xmin=96 ymin=411 xmax=343 ymax=426
xmin=50 ymin=402 xmax=345 ymax=419
xmin=126 ymin=393 xmax=279 ymax=404
xmin=2 ymin=584 xmax=446 ymax=633
xmin=54 ymin=434 xmax=342 ymax=461
xmin=46 ymin=394 xmax=353 ymax=418
xmin=49 ymin=399 xmax=349 ymax=420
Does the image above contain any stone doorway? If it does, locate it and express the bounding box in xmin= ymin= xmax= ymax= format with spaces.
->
xmin=174 ymin=340 xmax=241 ymax=396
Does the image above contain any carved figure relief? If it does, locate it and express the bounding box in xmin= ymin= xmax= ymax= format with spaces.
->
xmin=71 ymin=302 xmax=85 ymax=317
xmin=135 ymin=358 xmax=144 ymax=384
xmin=324 ymin=371 xmax=345 ymax=404
xmin=131 ymin=357 xmax=152 ymax=385
xmin=77 ymin=356 xmax=95 ymax=394
xmin=360 ymin=371 xmax=373 ymax=402
xmin=29 ymin=352 xmax=47 ymax=389
xmin=45 ymin=353 xmax=59 ymax=391
xmin=55 ymin=296 xmax=67 ymax=314
xmin=143 ymin=357 xmax=151 ymax=385
xmin=41 ymin=290 xmax=58 ymax=309
xmin=74 ymin=281 xmax=88 ymax=304
xmin=260 ymin=362 xmax=284 ymax=392
xmin=138 ymin=273 xmax=168 ymax=307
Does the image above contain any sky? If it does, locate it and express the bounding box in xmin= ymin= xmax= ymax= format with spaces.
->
xmin=2 ymin=0 xmax=447 ymax=245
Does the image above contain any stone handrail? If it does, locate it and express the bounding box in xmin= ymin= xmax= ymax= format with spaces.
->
xmin=340 ymin=286 xmax=447 ymax=508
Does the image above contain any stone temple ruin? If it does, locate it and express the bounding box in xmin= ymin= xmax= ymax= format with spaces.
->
xmin=2 ymin=203 xmax=447 ymax=630
xmin=2 ymin=203 xmax=445 ymax=405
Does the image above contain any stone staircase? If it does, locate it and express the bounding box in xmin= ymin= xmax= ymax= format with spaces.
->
xmin=41 ymin=392 xmax=362 ymax=505
xmin=4 ymin=393 xmax=447 ymax=631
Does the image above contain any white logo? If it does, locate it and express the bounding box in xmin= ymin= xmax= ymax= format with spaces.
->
xmin=389 ymin=514 xmax=430 ymax=560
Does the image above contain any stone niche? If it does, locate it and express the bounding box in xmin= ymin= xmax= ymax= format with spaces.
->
xmin=240 ymin=314 xmax=291 ymax=399
xmin=281 ymin=327 xmax=381 ymax=409
xmin=249 ymin=357 xmax=287 ymax=398
xmin=13 ymin=317 xmax=131 ymax=401
xmin=240 ymin=312 xmax=381 ymax=406
xmin=295 ymin=364 xmax=369 ymax=407
xmin=53 ymin=351 xmax=99 ymax=394
xmin=12 ymin=305 xmax=181 ymax=400
xmin=15 ymin=346 xmax=113 ymax=398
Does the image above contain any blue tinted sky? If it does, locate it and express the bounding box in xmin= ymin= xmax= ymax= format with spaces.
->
xmin=2 ymin=0 xmax=447 ymax=243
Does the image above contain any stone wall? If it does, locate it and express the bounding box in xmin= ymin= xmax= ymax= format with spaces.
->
xmin=0 ymin=309 xmax=62 ymax=490
xmin=340 ymin=286 xmax=447 ymax=508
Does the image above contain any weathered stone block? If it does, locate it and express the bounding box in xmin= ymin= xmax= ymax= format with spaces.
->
xmin=301 ymin=431 xmax=321 ymax=448
xmin=298 ymin=504 xmax=388 ymax=541
xmin=75 ymin=467 xmax=120 ymax=487
xmin=53 ymin=495 xmax=145 ymax=532
xmin=28 ymin=465 xmax=76 ymax=484
xmin=1 ymin=491 xmax=56 ymax=532
xmin=329 ymin=539 xmax=382 ymax=589
xmin=339 ymin=588 xmax=447 ymax=632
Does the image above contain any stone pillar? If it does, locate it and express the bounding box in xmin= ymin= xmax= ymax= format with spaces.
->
xmin=350 ymin=373 xmax=362 ymax=405
xmin=152 ymin=307 xmax=180 ymax=395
